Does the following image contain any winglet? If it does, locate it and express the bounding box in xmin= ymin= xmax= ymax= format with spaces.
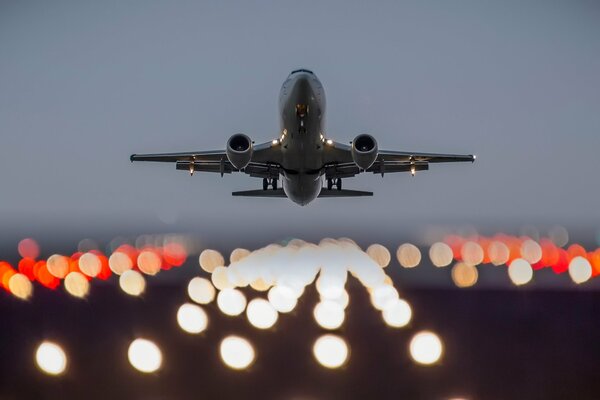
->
xmin=130 ymin=154 xmax=136 ymax=162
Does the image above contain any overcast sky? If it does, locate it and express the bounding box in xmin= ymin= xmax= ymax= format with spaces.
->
xmin=1 ymin=0 xmax=599 ymax=241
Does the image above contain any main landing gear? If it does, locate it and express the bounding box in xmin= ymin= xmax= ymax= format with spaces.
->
xmin=263 ymin=178 xmax=278 ymax=190
xmin=327 ymin=178 xmax=342 ymax=190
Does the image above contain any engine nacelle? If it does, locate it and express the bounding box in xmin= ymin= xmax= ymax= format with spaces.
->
xmin=351 ymin=134 xmax=378 ymax=170
xmin=226 ymin=133 xmax=253 ymax=170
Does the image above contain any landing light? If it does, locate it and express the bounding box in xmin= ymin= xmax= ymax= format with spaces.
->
xmin=272 ymin=139 xmax=279 ymax=145
xmin=410 ymin=165 xmax=416 ymax=176
xmin=326 ymin=139 xmax=333 ymax=145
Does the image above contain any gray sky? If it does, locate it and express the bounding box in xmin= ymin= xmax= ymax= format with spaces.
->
xmin=1 ymin=0 xmax=599 ymax=240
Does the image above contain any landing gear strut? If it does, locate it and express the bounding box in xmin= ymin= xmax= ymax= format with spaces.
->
xmin=327 ymin=178 xmax=342 ymax=190
xmin=263 ymin=178 xmax=278 ymax=190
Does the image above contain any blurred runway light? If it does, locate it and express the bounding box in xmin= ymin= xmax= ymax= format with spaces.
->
xmin=108 ymin=251 xmax=134 ymax=275
xmin=508 ymin=259 xmax=533 ymax=286
xmin=366 ymin=244 xmax=391 ymax=268
xmin=230 ymin=248 xmax=251 ymax=263
xmin=487 ymin=241 xmax=510 ymax=266
xmin=382 ymin=298 xmax=412 ymax=328
xmin=370 ymin=284 xmax=399 ymax=310
xmin=8 ymin=273 xmax=33 ymax=300
xmin=451 ymin=263 xmax=478 ymax=288
xmin=187 ymin=277 xmax=216 ymax=304
xmin=548 ymin=226 xmax=569 ymax=247
xmin=64 ymin=271 xmax=90 ymax=298
xmin=35 ymin=341 xmax=67 ymax=376
xmin=246 ymin=298 xmax=278 ymax=329
xmin=268 ymin=285 xmax=298 ymax=313
xmin=119 ymin=270 xmax=146 ymax=296
xmin=46 ymin=254 xmax=70 ymax=279
xmin=78 ymin=252 xmax=101 ymax=278
xmin=397 ymin=243 xmax=421 ymax=268
xmin=220 ymin=336 xmax=255 ymax=370
xmin=199 ymin=249 xmax=225 ymax=273
xmin=128 ymin=338 xmax=162 ymax=373
xmin=409 ymin=331 xmax=443 ymax=365
xmin=520 ymin=239 xmax=542 ymax=264
xmin=176 ymin=303 xmax=208 ymax=334
xmin=461 ymin=241 xmax=484 ymax=266
xmin=429 ymin=242 xmax=453 ymax=267
xmin=217 ymin=288 xmax=247 ymax=316
xmin=18 ymin=238 xmax=40 ymax=259
xmin=569 ymin=256 xmax=592 ymax=284
xmin=313 ymin=300 xmax=345 ymax=330
xmin=211 ymin=266 xmax=233 ymax=290
xmin=137 ymin=250 xmax=162 ymax=275
xmin=313 ymin=334 xmax=349 ymax=369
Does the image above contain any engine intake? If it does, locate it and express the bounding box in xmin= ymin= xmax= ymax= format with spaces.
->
xmin=351 ymin=134 xmax=378 ymax=170
xmin=226 ymin=133 xmax=253 ymax=170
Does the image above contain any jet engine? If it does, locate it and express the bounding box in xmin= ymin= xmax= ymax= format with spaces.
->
xmin=351 ymin=134 xmax=378 ymax=170
xmin=226 ymin=133 xmax=253 ymax=170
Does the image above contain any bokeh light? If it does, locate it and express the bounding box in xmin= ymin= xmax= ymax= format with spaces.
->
xmin=429 ymin=242 xmax=453 ymax=267
xmin=220 ymin=336 xmax=255 ymax=370
xmin=8 ymin=273 xmax=33 ymax=300
xmin=521 ymin=239 xmax=542 ymax=264
xmin=176 ymin=303 xmax=208 ymax=334
xmin=366 ymin=244 xmax=391 ymax=268
xmin=569 ymin=256 xmax=592 ymax=284
xmin=508 ymin=258 xmax=533 ymax=286
xmin=246 ymin=298 xmax=278 ymax=329
xmin=549 ymin=226 xmax=569 ymax=247
xmin=451 ymin=262 xmax=478 ymax=288
xmin=268 ymin=285 xmax=298 ymax=313
xmin=230 ymin=248 xmax=251 ymax=263
xmin=409 ymin=331 xmax=443 ymax=365
xmin=313 ymin=334 xmax=349 ymax=369
xmin=78 ymin=252 xmax=101 ymax=278
xmin=18 ymin=238 xmax=40 ymax=259
xmin=128 ymin=338 xmax=162 ymax=373
xmin=382 ymin=298 xmax=412 ymax=328
xmin=396 ymin=243 xmax=421 ymax=268
xmin=64 ymin=271 xmax=90 ymax=298
xmin=187 ymin=277 xmax=216 ymax=304
xmin=199 ymin=249 xmax=224 ymax=273
xmin=313 ymin=300 xmax=345 ymax=330
xmin=461 ymin=241 xmax=484 ymax=266
xmin=119 ymin=270 xmax=146 ymax=296
xmin=46 ymin=254 xmax=70 ymax=279
xmin=108 ymin=251 xmax=133 ymax=275
xmin=137 ymin=250 xmax=162 ymax=275
xmin=216 ymin=288 xmax=247 ymax=316
xmin=35 ymin=341 xmax=67 ymax=376
xmin=487 ymin=241 xmax=510 ymax=266
xmin=211 ymin=266 xmax=233 ymax=290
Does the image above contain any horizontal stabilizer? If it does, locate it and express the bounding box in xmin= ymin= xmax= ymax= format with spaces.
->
xmin=318 ymin=189 xmax=373 ymax=197
xmin=232 ymin=189 xmax=287 ymax=197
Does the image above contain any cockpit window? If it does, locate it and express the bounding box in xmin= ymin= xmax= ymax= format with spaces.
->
xmin=291 ymin=68 xmax=314 ymax=75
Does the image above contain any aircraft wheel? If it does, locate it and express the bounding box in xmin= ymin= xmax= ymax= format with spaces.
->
xmin=336 ymin=178 xmax=342 ymax=190
xmin=263 ymin=178 xmax=268 ymax=190
xmin=327 ymin=178 xmax=333 ymax=190
xmin=272 ymin=179 xmax=278 ymax=190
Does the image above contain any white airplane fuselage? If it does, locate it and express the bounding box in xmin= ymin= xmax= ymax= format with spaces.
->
xmin=278 ymin=70 xmax=327 ymax=205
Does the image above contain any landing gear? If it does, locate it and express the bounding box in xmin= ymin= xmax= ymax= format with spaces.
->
xmin=327 ymin=178 xmax=342 ymax=190
xmin=263 ymin=178 xmax=278 ymax=190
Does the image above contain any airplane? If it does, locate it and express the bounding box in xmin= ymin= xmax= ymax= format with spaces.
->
xmin=130 ymin=69 xmax=475 ymax=206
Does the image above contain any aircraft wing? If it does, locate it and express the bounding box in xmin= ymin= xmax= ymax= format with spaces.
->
xmin=130 ymin=141 xmax=281 ymax=179
xmin=323 ymin=141 xmax=475 ymax=179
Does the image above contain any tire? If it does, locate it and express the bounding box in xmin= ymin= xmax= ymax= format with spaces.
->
xmin=327 ymin=179 xmax=333 ymax=190
xmin=336 ymin=178 xmax=342 ymax=190
xmin=263 ymin=178 xmax=268 ymax=190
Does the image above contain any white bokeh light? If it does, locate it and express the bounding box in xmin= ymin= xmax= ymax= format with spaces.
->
xmin=246 ymin=298 xmax=278 ymax=329
xmin=569 ymin=256 xmax=592 ymax=284
xmin=313 ymin=300 xmax=345 ymax=330
xmin=382 ymin=298 xmax=412 ymax=328
xmin=217 ymin=288 xmax=247 ymax=316
xmin=35 ymin=341 xmax=67 ymax=376
xmin=409 ymin=331 xmax=443 ymax=365
xmin=313 ymin=334 xmax=349 ymax=369
xmin=128 ymin=338 xmax=162 ymax=373
xmin=220 ymin=336 xmax=255 ymax=370
xmin=187 ymin=277 xmax=216 ymax=304
xmin=176 ymin=303 xmax=208 ymax=334
xmin=508 ymin=258 xmax=533 ymax=286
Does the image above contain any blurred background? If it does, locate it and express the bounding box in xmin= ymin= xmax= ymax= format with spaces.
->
xmin=1 ymin=0 xmax=599 ymax=398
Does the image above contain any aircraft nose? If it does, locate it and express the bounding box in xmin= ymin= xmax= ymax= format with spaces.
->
xmin=291 ymin=74 xmax=312 ymax=95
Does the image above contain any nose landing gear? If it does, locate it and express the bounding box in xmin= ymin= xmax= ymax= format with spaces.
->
xmin=326 ymin=178 xmax=342 ymax=191
xmin=263 ymin=178 xmax=278 ymax=190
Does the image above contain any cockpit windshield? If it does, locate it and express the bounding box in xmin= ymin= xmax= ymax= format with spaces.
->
xmin=291 ymin=68 xmax=314 ymax=75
